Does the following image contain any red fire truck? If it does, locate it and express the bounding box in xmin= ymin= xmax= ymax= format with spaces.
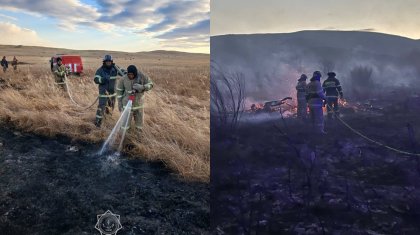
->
xmin=50 ymin=54 xmax=84 ymax=75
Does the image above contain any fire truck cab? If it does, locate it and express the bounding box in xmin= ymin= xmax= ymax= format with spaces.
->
xmin=50 ymin=54 xmax=83 ymax=75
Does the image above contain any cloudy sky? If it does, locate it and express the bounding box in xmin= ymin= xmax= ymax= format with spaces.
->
xmin=0 ymin=0 xmax=209 ymax=53
xmin=211 ymin=0 xmax=420 ymax=39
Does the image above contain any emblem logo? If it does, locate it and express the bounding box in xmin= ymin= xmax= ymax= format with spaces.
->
xmin=95 ymin=210 xmax=122 ymax=235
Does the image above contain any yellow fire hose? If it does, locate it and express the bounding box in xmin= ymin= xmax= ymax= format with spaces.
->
xmin=326 ymin=103 xmax=420 ymax=157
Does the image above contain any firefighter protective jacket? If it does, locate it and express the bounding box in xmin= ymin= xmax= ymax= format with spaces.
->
xmin=116 ymin=71 xmax=153 ymax=110
xmin=1 ymin=59 xmax=8 ymax=68
xmin=94 ymin=64 xmax=119 ymax=98
xmin=306 ymin=79 xmax=326 ymax=101
xmin=296 ymin=81 xmax=307 ymax=93
xmin=322 ymin=77 xmax=343 ymax=98
xmin=53 ymin=64 xmax=67 ymax=85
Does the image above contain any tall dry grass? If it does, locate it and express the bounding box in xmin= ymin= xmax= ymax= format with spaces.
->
xmin=0 ymin=62 xmax=209 ymax=182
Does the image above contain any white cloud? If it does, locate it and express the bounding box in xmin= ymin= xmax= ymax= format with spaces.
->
xmin=0 ymin=22 xmax=52 ymax=46
xmin=0 ymin=0 xmax=210 ymax=51
xmin=0 ymin=13 xmax=17 ymax=21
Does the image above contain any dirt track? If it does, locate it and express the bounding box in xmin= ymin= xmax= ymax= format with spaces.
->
xmin=0 ymin=127 xmax=209 ymax=234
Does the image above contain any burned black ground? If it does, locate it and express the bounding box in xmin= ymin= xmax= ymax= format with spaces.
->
xmin=0 ymin=127 xmax=209 ymax=234
xmin=211 ymin=95 xmax=420 ymax=234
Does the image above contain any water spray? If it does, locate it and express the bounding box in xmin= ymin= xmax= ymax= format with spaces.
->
xmin=99 ymin=93 xmax=135 ymax=155
xmin=117 ymin=94 xmax=136 ymax=152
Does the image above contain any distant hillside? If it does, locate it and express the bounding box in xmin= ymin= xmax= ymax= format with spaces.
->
xmin=0 ymin=45 xmax=209 ymax=59
xmin=211 ymin=30 xmax=420 ymax=102
xmin=211 ymin=30 xmax=420 ymax=60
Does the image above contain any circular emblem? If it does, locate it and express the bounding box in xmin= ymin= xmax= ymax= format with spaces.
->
xmin=95 ymin=210 xmax=122 ymax=235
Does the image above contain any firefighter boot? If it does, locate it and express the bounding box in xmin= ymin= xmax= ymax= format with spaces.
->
xmin=105 ymin=106 xmax=110 ymax=115
xmin=95 ymin=119 xmax=102 ymax=127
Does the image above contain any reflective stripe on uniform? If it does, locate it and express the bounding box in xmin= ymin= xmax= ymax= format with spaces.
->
xmin=98 ymin=93 xmax=116 ymax=98
xmin=131 ymin=105 xmax=143 ymax=110
xmin=96 ymin=115 xmax=103 ymax=119
xmin=116 ymin=88 xmax=124 ymax=91
xmin=110 ymin=76 xmax=117 ymax=80
xmin=95 ymin=75 xmax=102 ymax=83
xmin=117 ymin=95 xmax=123 ymax=98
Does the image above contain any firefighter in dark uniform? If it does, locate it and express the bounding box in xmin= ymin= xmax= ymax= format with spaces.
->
xmin=93 ymin=54 xmax=122 ymax=127
xmin=296 ymin=74 xmax=308 ymax=119
xmin=306 ymin=71 xmax=326 ymax=134
xmin=322 ymin=72 xmax=343 ymax=119
xmin=1 ymin=56 xmax=8 ymax=73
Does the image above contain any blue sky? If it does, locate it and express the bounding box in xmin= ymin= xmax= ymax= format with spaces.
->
xmin=0 ymin=0 xmax=209 ymax=53
xmin=212 ymin=0 xmax=420 ymax=40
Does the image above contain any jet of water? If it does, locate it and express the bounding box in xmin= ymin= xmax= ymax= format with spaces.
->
xmin=99 ymin=100 xmax=132 ymax=155
xmin=117 ymin=104 xmax=132 ymax=152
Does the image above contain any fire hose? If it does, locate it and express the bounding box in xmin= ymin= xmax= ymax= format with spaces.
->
xmin=63 ymin=64 xmax=125 ymax=110
xmin=326 ymin=103 xmax=420 ymax=157
xmin=64 ymin=74 xmax=98 ymax=111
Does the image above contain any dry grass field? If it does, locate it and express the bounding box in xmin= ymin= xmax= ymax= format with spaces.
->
xmin=0 ymin=45 xmax=209 ymax=182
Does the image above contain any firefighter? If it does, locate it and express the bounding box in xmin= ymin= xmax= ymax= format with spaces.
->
xmin=322 ymin=72 xmax=343 ymax=119
xmin=1 ymin=56 xmax=8 ymax=73
xmin=93 ymin=54 xmax=123 ymax=127
xmin=296 ymin=74 xmax=308 ymax=119
xmin=116 ymin=65 xmax=153 ymax=132
xmin=53 ymin=57 xmax=67 ymax=90
xmin=11 ymin=56 xmax=18 ymax=71
xmin=306 ymin=71 xmax=326 ymax=134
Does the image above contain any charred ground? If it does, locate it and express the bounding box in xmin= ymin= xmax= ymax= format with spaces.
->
xmin=0 ymin=126 xmax=209 ymax=234
xmin=211 ymin=90 xmax=420 ymax=234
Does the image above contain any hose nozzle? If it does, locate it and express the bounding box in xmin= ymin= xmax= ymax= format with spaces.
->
xmin=128 ymin=93 xmax=135 ymax=101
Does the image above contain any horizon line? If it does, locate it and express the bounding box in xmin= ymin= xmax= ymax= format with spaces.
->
xmin=210 ymin=29 xmax=420 ymax=41
xmin=0 ymin=44 xmax=210 ymax=55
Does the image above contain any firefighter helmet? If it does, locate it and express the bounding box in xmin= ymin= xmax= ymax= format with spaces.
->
xmin=313 ymin=71 xmax=321 ymax=77
xmin=299 ymin=74 xmax=307 ymax=81
xmin=327 ymin=72 xmax=336 ymax=77
xmin=103 ymin=54 xmax=113 ymax=62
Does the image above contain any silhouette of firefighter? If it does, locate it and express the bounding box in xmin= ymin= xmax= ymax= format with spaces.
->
xmin=322 ymin=72 xmax=343 ymax=119
xmin=306 ymin=71 xmax=326 ymax=134
xmin=296 ymin=74 xmax=308 ymax=119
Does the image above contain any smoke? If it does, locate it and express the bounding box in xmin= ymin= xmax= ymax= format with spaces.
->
xmin=239 ymin=111 xmax=294 ymax=125
xmin=211 ymin=33 xmax=420 ymax=105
